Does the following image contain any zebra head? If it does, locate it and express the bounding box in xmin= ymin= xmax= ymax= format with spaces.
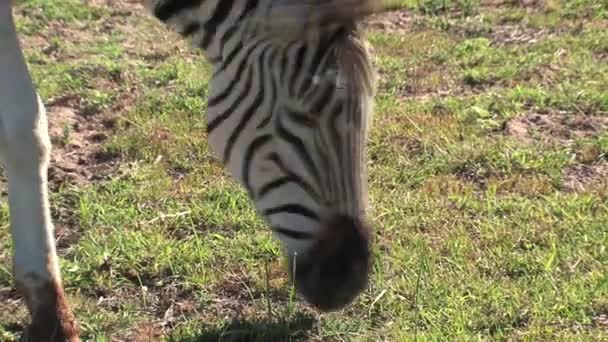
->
xmin=146 ymin=0 xmax=379 ymax=312
xmin=206 ymin=24 xmax=376 ymax=311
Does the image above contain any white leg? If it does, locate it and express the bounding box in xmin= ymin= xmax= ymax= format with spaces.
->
xmin=0 ymin=2 xmax=79 ymax=341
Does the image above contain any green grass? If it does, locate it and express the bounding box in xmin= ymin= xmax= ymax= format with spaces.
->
xmin=1 ymin=0 xmax=607 ymax=340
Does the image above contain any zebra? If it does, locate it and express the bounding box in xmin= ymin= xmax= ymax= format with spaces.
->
xmin=0 ymin=0 xmax=390 ymax=340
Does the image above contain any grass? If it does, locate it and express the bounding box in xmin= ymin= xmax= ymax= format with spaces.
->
xmin=1 ymin=0 xmax=607 ymax=340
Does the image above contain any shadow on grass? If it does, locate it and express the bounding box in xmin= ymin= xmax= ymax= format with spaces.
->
xmin=174 ymin=312 xmax=317 ymax=342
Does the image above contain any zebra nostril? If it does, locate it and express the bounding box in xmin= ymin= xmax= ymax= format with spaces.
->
xmin=289 ymin=214 xmax=372 ymax=312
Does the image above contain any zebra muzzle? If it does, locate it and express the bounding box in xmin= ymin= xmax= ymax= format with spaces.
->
xmin=288 ymin=214 xmax=372 ymax=312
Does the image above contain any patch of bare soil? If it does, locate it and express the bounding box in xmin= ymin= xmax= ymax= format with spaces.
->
xmin=85 ymin=0 xmax=142 ymax=12
xmin=595 ymin=314 xmax=608 ymax=328
xmin=132 ymin=280 xmax=200 ymax=337
xmin=480 ymin=0 xmax=551 ymax=11
xmin=365 ymin=9 xmax=555 ymax=101
xmin=504 ymin=111 xmax=608 ymax=193
xmin=46 ymin=97 xmax=120 ymax=189
xmin=490 ymin=24 xmax=555 ymax=44
xmin=35 ymin=10 xmax=147 ymax=189
xmin=121 ymin=323 xmax=164 ymax=342
xmin=399 ymin=64 xmax=462 ymax=101
xmin=0 ymin=284 xmax=28 ymax=337
xmin=115 ymin=264 xmax=312 ymax=340
xmin=14 ymin=3 xmax=147 ymax=191
xmin=503 ymin=111 xmax=608 ymax=145
xmin=449 ymin=19 xmax=561 ymax=46
xmin=209 ymin=267 xmax=293 ymax=315
xmin=365 ymin=6 xmax=557 ymax=46
xmin=17 ymin=1 xmax=145 ymax=59
xmin=562 ymin=163 xmax=608 ymax=193
xmin=44 ymin=95 xmax=129 ymax=250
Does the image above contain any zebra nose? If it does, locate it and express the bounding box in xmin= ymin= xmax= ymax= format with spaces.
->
xmin=288 ymin=214 xmax=372 ymax=312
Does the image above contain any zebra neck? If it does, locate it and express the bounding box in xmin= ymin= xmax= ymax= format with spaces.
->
xmin=148 ymin=0 xmax=274 ymax=64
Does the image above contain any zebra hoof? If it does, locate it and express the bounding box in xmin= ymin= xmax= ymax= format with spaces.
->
xmin=289 ymin=214 xmax=371 ymax=312
xmin=17 ymin=278 xmax=80 ymax=342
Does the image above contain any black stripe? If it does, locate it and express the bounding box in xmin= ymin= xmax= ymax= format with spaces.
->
xmin=331 ymin=101 xmax=346 ymax=203
xmin=207 ymin=55 xmax=221 ymax=65
xmin=219 ymin=24 xmax=239 ymax=49
xmin=207 ymin=62 xmax=254 ymax=133
xmin=199 ymin=30 xmax=215 ymax=51
xmin=215 ymin=0 xmax=258 ymax=57
xmin=242 ymin=134 xmax=273 ymax=196
xmin=208 ymin=42 xmax=260 ymax=108
xmin=263 ymin=204 xmax=319 ymax=221
xmin=238 ymin=0 xmax=259 ymax=22
xmin=329 ymin=101 xmax=344 ymax=156
xmin=311 ymin=85 xmax=335 ymax=114
xmin=276 ymin=116 xmax=321 ymax=184
xmin=213 ymin=41 xmax=243 ymax=78
xmin=256 ymin=47 xmax=279 ymax=129
xmin=153 ymin=0 xmax=204 ymax=21
xmin=181 ymin=22 xmax=201 ymax=37
xmin=199 ymin=0 xmax=235 ymax=49
xmin=222 ymin=44 xmax=270 ymax=164
xmin=298 ymin=76 xmax=313 ymax=99
xmin=287 ymin=108 xmax=316 ymax=128
xmin=266 ymin=153 xmax=320 ymax=201
xmin=257 ymin=176 xmax=291 ymax=199
xmin=289 ymin=44 xmax=307 ymax=92
xmin=308 ymin=29 xmax=343 ymax=79
xmin=297 ymin=37 xmax=334 ymax=99
xmin=271 ymin=226 xmax=315 ymax=240
xmin=313 ymin=129 xmax=330 ymax=191
xmin=279 ymin=51 xmax=288 ymax=84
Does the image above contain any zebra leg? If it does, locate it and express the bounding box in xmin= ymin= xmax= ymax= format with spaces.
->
xmin=0 ymin=3 xmax=79 ymax=341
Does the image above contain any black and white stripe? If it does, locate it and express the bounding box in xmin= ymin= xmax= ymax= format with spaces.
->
xmin=147 ymin=0 xmax=375 ymax=255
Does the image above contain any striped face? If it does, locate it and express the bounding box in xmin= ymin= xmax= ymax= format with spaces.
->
xmin=207 ymin=38 xmax=372 ymax=255
xmin=205 ymin=27 xmax=375 ymax=311
xmin=146 ymin=0 xmax=376 ymax=311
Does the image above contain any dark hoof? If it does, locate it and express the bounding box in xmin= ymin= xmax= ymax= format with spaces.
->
xmin=18 ymin=279 xmax=80 ymax=342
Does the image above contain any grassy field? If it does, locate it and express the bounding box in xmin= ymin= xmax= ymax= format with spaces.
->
xmin=1 ymin=0 xmax=607 ymax=340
